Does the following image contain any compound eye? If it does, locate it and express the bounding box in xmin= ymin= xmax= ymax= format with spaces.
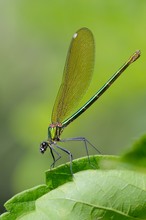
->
xmin=40 ymin=142 xmax=48 ymax=154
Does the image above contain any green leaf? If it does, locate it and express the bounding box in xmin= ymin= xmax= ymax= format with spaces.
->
xmin=20 ymin=169 xmax=146 ymax=220
xmin=0 ymin=185 xmax=50 ymax=220
xmin=1 ymin=153 xmax=146 ymax=220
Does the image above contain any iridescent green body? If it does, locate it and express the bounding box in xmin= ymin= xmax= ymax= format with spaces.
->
xmin=48 ymin=123 xmax=63 ymax=141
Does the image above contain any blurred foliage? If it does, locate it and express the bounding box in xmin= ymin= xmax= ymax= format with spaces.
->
xmin=122 ymin=134 xmax=146 ymax=167
xmin=0 ymin=0 xmax=146 ymax=214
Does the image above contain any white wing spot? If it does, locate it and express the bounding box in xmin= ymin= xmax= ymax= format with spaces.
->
xmin=73 ymin=33 xmax=78 ymax=39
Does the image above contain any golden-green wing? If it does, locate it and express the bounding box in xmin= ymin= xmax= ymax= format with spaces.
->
xmin=51 ymin=27 xmax=95 ymax=123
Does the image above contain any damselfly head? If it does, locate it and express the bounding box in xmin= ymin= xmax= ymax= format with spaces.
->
xmin=40 ymin=141 xmax=48 ymax=154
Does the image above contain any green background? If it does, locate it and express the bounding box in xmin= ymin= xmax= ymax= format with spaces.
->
xmin=0 ymin=0 xmax=146 ymax=213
